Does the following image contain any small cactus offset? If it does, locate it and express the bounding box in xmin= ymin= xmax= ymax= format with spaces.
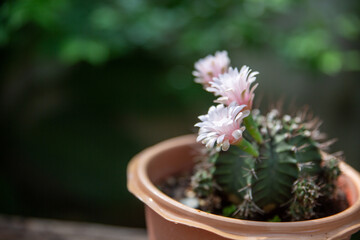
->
xmin=190 ymin=51 xmax=343 ymax=221
xmin=288 ymin=176 xmax=321 ymax=221
xmin=190 ymin=153 xmax=217 ymax=197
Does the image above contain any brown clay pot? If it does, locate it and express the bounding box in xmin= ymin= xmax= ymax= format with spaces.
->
xmin=127 ymin=135 xmax=360 ymax=240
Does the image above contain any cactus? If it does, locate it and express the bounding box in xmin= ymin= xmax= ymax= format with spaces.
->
xmin=192 ymin=108 xmax=341 ymax=221
xmin=190 ymin=51 xmax=342 ymax=221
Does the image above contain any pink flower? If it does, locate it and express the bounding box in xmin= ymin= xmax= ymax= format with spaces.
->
xmin=195 ymin=103 xmax=250 ymax=151
xmin=207 ymin=66 xmax=259 ymax=109
xmin=193 ymin=51 xmax=230 ymax=87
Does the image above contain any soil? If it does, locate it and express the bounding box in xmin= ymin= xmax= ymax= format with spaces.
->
xmin=158 ymin=170 xmax=349 ymax=222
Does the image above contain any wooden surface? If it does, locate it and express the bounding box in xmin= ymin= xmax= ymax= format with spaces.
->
xmin=0 ymin=215 xmax=147 ymax=240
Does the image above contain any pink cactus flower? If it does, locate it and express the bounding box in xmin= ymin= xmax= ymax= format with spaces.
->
xmin=195 ymin=103 xmax=250 ymax=151
xmin=193 ymin=51 xmax=230 ymax=87
xmin=207 ymin=66 xmax=259 ymax=109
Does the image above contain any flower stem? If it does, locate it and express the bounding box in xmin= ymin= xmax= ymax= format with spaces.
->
xmin=243 ymin=114 xmax=263 ymax=144
xmin=236 ymin=139 xmax=259 ymax=157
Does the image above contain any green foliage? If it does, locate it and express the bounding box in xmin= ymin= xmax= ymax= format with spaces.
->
xmin=59 ymin=38 xmax=110 ymax=64
xmin=222 ymin=204 xmax=237 ymax=217
xmin=1 ymin=0 xmax=359 ymax=73
xmin=268 ymin=215 xmax=281 ymax=222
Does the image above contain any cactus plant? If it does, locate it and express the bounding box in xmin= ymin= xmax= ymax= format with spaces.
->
xmin=190 ymin=51 xmax=343 ymax=221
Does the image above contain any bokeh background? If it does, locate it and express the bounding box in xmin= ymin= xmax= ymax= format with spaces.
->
xmin=1 ymin=0 xmax=359 ymax=228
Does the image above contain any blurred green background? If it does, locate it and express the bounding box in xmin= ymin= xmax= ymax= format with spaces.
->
xmin=0 ymin=0 xmax=359 ymax=228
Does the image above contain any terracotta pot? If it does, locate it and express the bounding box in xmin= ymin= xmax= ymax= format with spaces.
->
xmin=127 ymin=135 xmax=360 ymax=240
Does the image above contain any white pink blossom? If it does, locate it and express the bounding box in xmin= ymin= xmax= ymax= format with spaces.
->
xmin=206 ymin=66 xmax=259 ymax=109
xmin=193 ymin=51 xmax=230 ymax=87
xmin=195 ymin=103 xmax=250 ymax=151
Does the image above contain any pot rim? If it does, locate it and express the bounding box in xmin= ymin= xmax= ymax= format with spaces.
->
xmin=127 ymin=134 xmax=360 ymax=239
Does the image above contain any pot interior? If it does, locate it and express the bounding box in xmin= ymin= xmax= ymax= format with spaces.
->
xmin=146 ymin=142 xmax=199 ymax=184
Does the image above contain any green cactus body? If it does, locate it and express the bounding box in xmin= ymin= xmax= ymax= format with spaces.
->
xmin=214 ymin=147 xmax=255 ymax=202
xmin=208 ymin=109 xmax=335 ymax=220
